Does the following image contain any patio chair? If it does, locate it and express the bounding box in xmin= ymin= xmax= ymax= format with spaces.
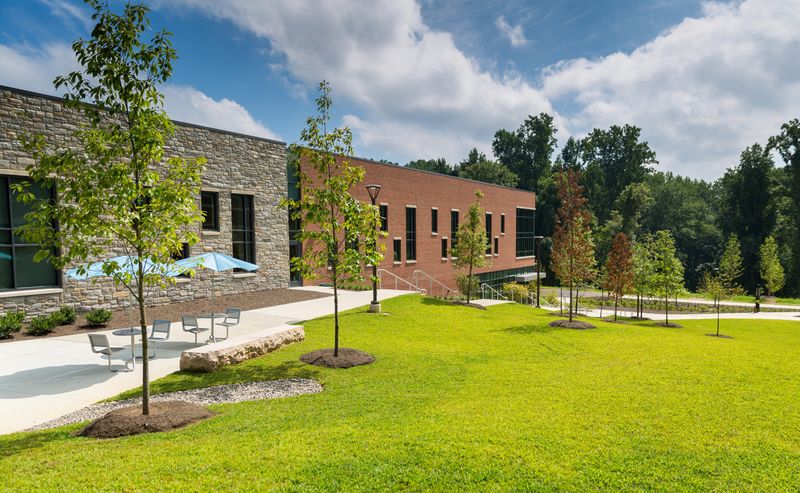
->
xmin=216 ymin=308 xmax=241 ymax=340
xmin=182 ymin=315 xmax=208 ymax=346
xmin=147 ymin=319 xmax=171 ymax=357
xmin=88 ymin=334 xmax=131 ymax=372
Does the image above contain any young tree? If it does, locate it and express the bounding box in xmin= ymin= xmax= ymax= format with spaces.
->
xmin=650 ymin=230 xmax=685 ymax=325
xmin=719 ymin=234 xmax=744 ymax=294
xmin=452 ymin=191 xmax=488 ymax=303
xmin=700 ymin=270 xmax=725 ymax=337
xmin=551 ymin=170 xmax=596 ymax=322
xmin=759 ymin=235 xmax=785 ymax=296
xmin=283 ymin=81 xmax=382 ymax=358
xmin=603 ymin=233 xmax=634 ymax=320
xmin=17 ymin=1 xmax=204 ymax=415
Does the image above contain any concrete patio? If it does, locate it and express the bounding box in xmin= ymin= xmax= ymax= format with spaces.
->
xmin=0 ymin=287 xmax=409 ymax=434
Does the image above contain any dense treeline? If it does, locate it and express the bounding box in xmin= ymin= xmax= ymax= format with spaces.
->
xmin=405 ymin=116 xmax=800 ymax=296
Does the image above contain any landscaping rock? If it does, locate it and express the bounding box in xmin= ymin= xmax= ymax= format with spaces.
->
xmin=548 ymin=320 xmax=596 ymax=330
xmin=79 ymin=401 xmax=213 ymax=438
xmin=180 ymin=325 xmax=305 ymax=372
xmin=300 ymin=348 xmax=375 ymax=368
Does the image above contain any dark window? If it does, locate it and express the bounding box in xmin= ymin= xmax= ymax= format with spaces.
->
xmin=441 ymin=238 xmax=448 ymax=258
xmin=405 ymin=207 xmax=416 ymax=261
xmin=172 ymin=242 xmax=190 ymax=277
xmin=0 ymin=176 xmax=59 ymax=290
xmin=494 ymin=237 xmax=499 ymax=255
xmin=231 ymin=194 xmax=255 ymax=264
xmin=500 ymin=213 xmax=506 ymax=234
xmin=201 ymin=191 xmax=219 ymax=231
xmin=516 ymin=207 xmax=535 ymax=257
xmin=450 ymin=210 xmax=459 ymax=251
xmin=379 ymin=204 xmax=388 ymax=232
xmin=431 ymin=208 xmax=438 ymax=234
xmin=485 ymin=213 xmax=492 ymax=255
xmin=393 ymin=238 xmax=401 ymax=262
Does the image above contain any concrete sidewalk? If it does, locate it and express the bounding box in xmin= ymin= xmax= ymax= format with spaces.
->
xmin=0 ymin=287 xmax=410 ymax=434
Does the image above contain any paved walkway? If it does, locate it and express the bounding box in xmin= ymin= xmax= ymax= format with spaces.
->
xmin=0 ymin=287 xmax=409 ymax=435
xmin=541 ymin=305 xmax=800 ymax=322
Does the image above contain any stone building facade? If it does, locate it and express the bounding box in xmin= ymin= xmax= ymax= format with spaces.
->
xmin=0 ymin=85 xmax=289 ymax=317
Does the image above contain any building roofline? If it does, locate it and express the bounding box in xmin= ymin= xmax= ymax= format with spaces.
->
xmin=0 ymin=84 xmax=287 ymax=147
xmin=346 ymin=154 xmax=536 ymax=195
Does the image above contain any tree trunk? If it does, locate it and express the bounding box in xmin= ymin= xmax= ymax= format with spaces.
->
xmin=568 ymin=280 xmax=574 ymax=322
xmin=332 ymin=264 xmax=339 ymax=358
xmin=614 ymin=294 xmax=618 ymax=321
xmin=467 ymin=262 xmax=473 ymax=304
xmin=716 ymin=297 xmax=720 ymax=336
xmin=137 ymin=257 xmax=149 ymax=416
xmin=665 ymin=294 xmax=669 ymax=325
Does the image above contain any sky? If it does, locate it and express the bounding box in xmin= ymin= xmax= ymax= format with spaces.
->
xmin=1 ymin=0 xmax=798 ymax=181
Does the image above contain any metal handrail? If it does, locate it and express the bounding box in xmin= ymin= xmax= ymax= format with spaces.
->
xmin=377 ymin=269 xmax=427 ymax=294
xmin=412 ymin=270 xmax=458 ymax=298
xmin=480 ymin=283 xmax=507 ymax=300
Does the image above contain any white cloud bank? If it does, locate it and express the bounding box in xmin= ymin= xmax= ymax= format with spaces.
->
xmin=495 ymin=16 xmax=528 ymax=47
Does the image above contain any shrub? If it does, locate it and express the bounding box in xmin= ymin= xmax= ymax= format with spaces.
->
xmin=27 ymin=315 xmax=57 ymax=336
xmin=501 ymin=282 xmax=529 ymax=302
xmin=0 ymin=310 xmax=26 ymax=339
xmin=455 ymin=273 xmax=480 ymax=300
xmin=85 ymin=308 xmax=113 ymax=327
xmin=51 ymin=306 xmax=77 ymax=326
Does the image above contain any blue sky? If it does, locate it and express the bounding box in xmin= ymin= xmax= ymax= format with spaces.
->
xmin=1 ymin=1 xmax=798 ymax=180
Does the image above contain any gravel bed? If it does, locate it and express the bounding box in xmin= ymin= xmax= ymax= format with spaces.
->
xmin=27 ymin=378 xmax=323 ymax=431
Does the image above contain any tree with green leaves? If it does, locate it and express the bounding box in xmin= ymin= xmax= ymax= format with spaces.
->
xmin=492 ymin=113 xmax=557 ymax=192
xmin=759 ymin=235 xmax=785 ymax=296
xmin=283 ymin=81 xmax=383 ymax=358
xmin=406 ymin=158 xmax=457 ymax=176
xmin=551 ymin=170 xmax=596 ymax=322
xmin=719 ymin=234 xmax=744 ymax=294
xmin=632 ymin=235 xmax=655 ymax=318
xmin=602 ymin=233 xmax=634 ymax=321
xmin=769 ymin=119 xmax=800 ymax=295
xmin=17 ymin=1 xmax=204 ymax=415
xmin=650 ymin=230 xmax=685 ymax=325
xmin=458 ymin=152 xmax=518 ymax=188
xmin=700 ymin=270 xmax=726 ymax=337
xmin=452 ymin=191 xmax=488 ymax=303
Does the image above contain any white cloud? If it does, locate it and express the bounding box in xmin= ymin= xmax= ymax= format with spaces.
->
xmin=157 ymin=0 xmax=557 ymax=163
xmin=38 ymin=0 xmax=93 ymax=31
xmin=542 ymin=0 xmax=800 ymax=179
xmin=495 ymin=16 xmax=528 ymax=47
xmin=0 ymin=43 xmax=79 ymax=94
xmin=162 ymin=85 xmax=280 ymax=140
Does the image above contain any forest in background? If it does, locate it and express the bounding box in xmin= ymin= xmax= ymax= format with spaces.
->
xmin=400 ymin=115 xmax=800 ymax=296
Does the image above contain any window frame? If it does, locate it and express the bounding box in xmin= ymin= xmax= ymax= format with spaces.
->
xmin=405 ymin=206 xmax=417 ymax=262
xmin=431 ymin=207 xmax=438 ymax=235
xmin=450 ymin=209 xmax=459 ymax=252
xmin=485 ymin=212 xmax=492 ymax=255
xmin=201 ymin=190 xmax=220 ymax=231
xmin=379 ymin=203 xmax=389 ymax=232
xmin=231 ymin=193 xmax=256 ymax=265
xmin=515 ymin=206 xmax=536 ymax=258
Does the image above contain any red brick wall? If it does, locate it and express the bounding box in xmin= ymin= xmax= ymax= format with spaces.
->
xmin=300 ymin=156 xmax=536 ymax=293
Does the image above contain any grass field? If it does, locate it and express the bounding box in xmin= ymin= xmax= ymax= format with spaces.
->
xmin=2 ymin=295 xmax=800 ymax=491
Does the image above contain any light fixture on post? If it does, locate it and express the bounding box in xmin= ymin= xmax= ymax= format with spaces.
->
xmin=534 ymin=235 xmax=544 ymax=308
xmin=365 ymin=184 xmax=382 ymax=313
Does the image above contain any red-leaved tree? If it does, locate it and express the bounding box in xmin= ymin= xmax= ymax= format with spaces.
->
xmin=603 ymin=232 xmax=634 ymax=320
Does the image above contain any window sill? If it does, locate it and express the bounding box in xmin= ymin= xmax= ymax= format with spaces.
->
xmin=493 ymin=253 xmax=499 ymax=257
xmin=202 ymin=230 xmax=221 ymax=236
xmin=431 ymin=232 xmax=438 ymax=236
xmin=516 ymin=255 xmax=535 ymax=260
xmin=441 ymin=257 xmax=448 ymax=261
xmin=393 ymin=261 xmax=402 ymax=266
xmin=405 ymin=260 xmax=417 ymax=265
xmin=233 ymin=272 xmax=257 ymax=279
xmin=0 ymin=287 xmax=63 ymax=299
xmin=501 ymin=233 xmax=506 ymax=236
xmin=174 ymin=277 xmax=192 ymax=284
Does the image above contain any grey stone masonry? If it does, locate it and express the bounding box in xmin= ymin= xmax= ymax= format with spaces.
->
xmin=0 ymin=86 xmax=289 ymax=317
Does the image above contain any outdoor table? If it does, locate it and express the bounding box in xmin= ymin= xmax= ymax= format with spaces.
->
xmin=197 ymin=312 xmax=227 ymax=343
xmin=112 ymin=327 xmax=142 ymax=369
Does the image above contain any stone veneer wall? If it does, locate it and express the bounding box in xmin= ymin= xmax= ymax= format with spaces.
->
xmin=0 ymin=86 xmax=289 ymax=317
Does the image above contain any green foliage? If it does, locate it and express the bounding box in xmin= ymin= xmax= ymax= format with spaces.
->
xmin=718 ymin=234 xmax=744 ymax=294
xmin=50 ymin=306 xmax=77 ymax=326
xmin=768 ymin=119 xmax=800 ymax=295
xmin=406 ymin=158 xmax=456 ymax=176
xmin=451 ymin=191 xmax=488 ymax=303
xmin=0 ymin=311 xmax=26 ymax=339
xmin=26 ymin=315 xmax=57 ymax=336
xmin=650 ymin=230 xmax=685 ymax=324
xmin=457 ymin=150 xmax=519 ymax=188
xmin=759 ymin=235 xmax=785 ymax=296
xmin=501 ymin=281 xmax=529 ymax=302
xmin=282 ymin=81 xmax=383 ymax=355
xmin=85 ymin=308 xmax=113 ymax=327
xmin=602 ymin=232 xmax=634 ymax=320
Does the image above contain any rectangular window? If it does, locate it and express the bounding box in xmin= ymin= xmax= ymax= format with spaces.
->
xmin=441 ymin=238 xmax=448 ymax=259
xmin=494 ymin=237 xmax=499 ymax=255
xmin=431 ymin=208 xmax=438 ymax=234
xmin=450 ymin=210 xmax=459 ymax=251
xmin=405 ymin=207 xmax=417 ymax=261
xmin=500 ymin=213 xmax=506 ymax=234
xmin=201 ymin=191 xmax=219 ymax=231
xmin=379 ymin=204 xmax=388 ymax=232
xmin=0 ymin=176 xmax=59 ymax=290
xmin=485 ymin=213 xmax=492 ymax=255
xmin=231 ymin=194 xmax=255 ymax=264
xmin=516 ymin=207 xmax=535 ymax=257
xmin=393 ymin=238 xmax=401 ymax=262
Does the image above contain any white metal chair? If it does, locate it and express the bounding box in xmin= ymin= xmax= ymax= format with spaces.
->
xmin=147 ymin=319 xmax=171 ymax=357
xmin=88 ymin=334 xmax=131 ymax=372
xmin=216 ymin=308 xmax=241 ymax=340
xmin=182 ymin=315 xmax=208 ymax=346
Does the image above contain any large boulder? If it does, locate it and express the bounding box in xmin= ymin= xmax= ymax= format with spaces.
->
xmin=180 ymin=325 xmax=304 ymax=372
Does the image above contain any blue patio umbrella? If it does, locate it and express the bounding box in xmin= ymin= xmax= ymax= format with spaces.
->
xmin=175 ymin=252 xmax=259 ymax=314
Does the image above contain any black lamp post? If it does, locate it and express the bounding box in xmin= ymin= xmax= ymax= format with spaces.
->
xmin=534 ymin=235 xmax=544 ymax=307
xmin=366 ymin=184 xmax=382 ymax=313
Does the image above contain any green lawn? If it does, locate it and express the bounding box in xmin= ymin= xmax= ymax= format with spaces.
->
xmin=2 ymin=295 xmax=800 ymax=491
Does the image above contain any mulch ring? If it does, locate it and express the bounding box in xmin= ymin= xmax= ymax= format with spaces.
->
xmin=300 ymin=348 xmax=375 ymax=368
xmin=655 ymin=322 xmax=684 ymax=328
xmin=705 ymin=333 xmax=734 ymax=339
xmin=548 ymin=320 xmax=596 ymax=330
xmin=78 ymin=401 xmax=213 ymax=439
xmin=448 ymin=301 xmax=487 ymax=310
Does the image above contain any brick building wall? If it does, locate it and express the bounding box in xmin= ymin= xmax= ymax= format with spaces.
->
xmin=298 ymin=156 xmax=537 ymax=295
xmin=0 ymin=86 xmax=289 ymax=317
